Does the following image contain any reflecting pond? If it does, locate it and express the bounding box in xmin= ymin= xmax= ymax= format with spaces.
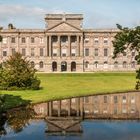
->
xmin=1 ymin=92 xmax=140 ymax=140
xmin=1 ymin=120 xmax=140 ymax=140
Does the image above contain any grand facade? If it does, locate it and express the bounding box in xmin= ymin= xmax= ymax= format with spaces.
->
xmin=0 ymin=14 xmax=137 ymax=72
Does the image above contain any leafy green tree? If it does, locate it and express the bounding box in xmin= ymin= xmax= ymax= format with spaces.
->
xmin=0 ymin=52 xmax=40 ymax=90
xmin=113 ymin=24 xmax=140 ymax=89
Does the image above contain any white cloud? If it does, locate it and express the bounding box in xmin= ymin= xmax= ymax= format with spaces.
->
xmin=0 ymin=4 xmax=65 ymax=28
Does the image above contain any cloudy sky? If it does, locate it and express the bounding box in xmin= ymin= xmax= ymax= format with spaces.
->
xmin=0 ymin=0 xmax=140 ymax=29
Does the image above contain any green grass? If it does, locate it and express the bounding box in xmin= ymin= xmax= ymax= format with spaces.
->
xmin=0 ymin=73 xmax=137 ymax=108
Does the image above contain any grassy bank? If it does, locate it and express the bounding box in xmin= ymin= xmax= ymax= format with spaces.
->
xmin=0 ymin=73 xmax=137 ymax=109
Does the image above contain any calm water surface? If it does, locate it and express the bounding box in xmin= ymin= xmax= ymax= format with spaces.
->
xmin=1 ymin=120 xmax=140 ymax=140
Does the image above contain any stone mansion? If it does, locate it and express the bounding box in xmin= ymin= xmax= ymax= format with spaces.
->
xmin=0 ymin=14 xmax=137 ymax=72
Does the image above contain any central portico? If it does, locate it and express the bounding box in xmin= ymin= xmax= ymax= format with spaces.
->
xmin=45 ymin=14 xmax=84 ymax=72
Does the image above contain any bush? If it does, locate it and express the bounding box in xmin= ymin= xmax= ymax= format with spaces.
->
xmin=30 ymin=78 xmax=41 ymax=90
xmin=0 ymin=52 xmax=41 ymax=90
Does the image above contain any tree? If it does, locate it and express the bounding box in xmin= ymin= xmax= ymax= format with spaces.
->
xmin=0 ymin=52 xmax=40 ymax=90
xmin=113 ymin=24 xmax=140 ymax=89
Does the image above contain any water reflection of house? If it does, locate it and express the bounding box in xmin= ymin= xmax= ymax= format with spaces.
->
xmin=34 ymin=92 xmax=140 ymax=119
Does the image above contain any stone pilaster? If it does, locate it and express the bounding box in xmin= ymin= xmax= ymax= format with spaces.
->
xmin=58 ymin=35 xmax=61 ymax=57
xmin=58 ymin=100 xmax=61 ymax=117
xmin=49 ymin=36 xmax=52 ymax=57
xmin=48 ymin=101 xmax=52 ymax=116
xmin=76 ymin=98 xmax=80 ymax=116
xmin=77 ymin=36 xmax=80 ymax=56
xmin=80 ymin=97 xmax=84 ymax=118
xmin=68 ymin=36 xmax=71 ymax=57
xmin=80 ymin=35 xmax=83 ymax=57
xmin=68 ymin=99 xmax=71 ymax=116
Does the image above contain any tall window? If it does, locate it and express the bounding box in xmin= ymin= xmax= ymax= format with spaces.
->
xmin=40 ymin=48 xmax=44 ymax=56
xmin=123 ymin=61 xmax=127 ymax=68
xmin=114 ymin=96 xmax=118 ymax=104
xmin=52 ymin=36 xmax=57 ymax=43
xmin=31 ymin=48 xmax=35 ymax=56
xmin=21 ymin=37 xmax=26 ymax=43
xmin=85 ymin=61 xmax=89 ymax=68
xmin=131 ymin=61 xmax=135 ymax=68
xmin=11 ymin=37 xmax=16 ymax=43
xmin=3 ymin=51 xmax=7 ymax=57
xmin=94 ymin=48 xmax=98 ymax=56
xmin=71 ymin=36 xmax=77 ymax=43
xmin=39 ymin=61 xmax=44 ymax=68
xmin=31 ymin=37 xmax=35 ymax=43
xmin=11 ymin=48 xmax=15 ymax=56
xmin=61 ymin=36 xmax=68 ymax=43
xmin=31 ymin=61 xmax=35 ymax=68
xmin=104 ymin=96 xmax=108 ymax=103
xmin=85 ymin=48 xmax=89 ymax=56
xmin=22 ymin=48 xmax=26 ymax=56
xmin=94 ymin=61 xmax=98 ymax=68
xmin=104 ymin=48 xmax=108 ymax=56
xmin=114 ymin=61 xmax=118 ymax=68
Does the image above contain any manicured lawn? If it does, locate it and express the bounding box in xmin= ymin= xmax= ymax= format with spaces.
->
xmin=0 ymin=73 xmax=137 ymax=108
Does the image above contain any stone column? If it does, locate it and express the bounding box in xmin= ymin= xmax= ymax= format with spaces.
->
xmin=80 ymin=97 xmax=84 ymax=118
xmin=68 ymin=99 xmax=71 ymax=116
xmin=49 ymin=36 xmax=52 ymax=57
xmin=45 ymin=35 xmax=48 ymax=57
xmin=48 ymin=101 xmax=52 ymax=116
xmin=80 ymin=35 xmax=83 ymax=57
xmin=58 ymin=35 xmax=61 ymax=57
xmin=77 ymin=36 xmax=80 ymax=56
xmin=7 ymin=36 xmax=11 ymax=56
xmin=17 ymin=34 xmax=20 ymax=52
xmin=68 ymin=36 xmax=71 ymax=57
xmin=46 ymin=102 xmax=49 ymax=116
xmin=58 ymin=100 xmax=61 ymax=117
xmin=76 ymin=98 xmax=80 ymax=116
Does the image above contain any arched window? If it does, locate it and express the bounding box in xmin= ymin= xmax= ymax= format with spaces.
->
xmin=114 ymin=61 xmax=118 ymax=68
xmin=31 ymin=61 xmax=35 ymax=68
xmin=61 ymin=61 xmax=67 ymax=72
xmin=94 ymin=61 xmax=98 ymax=68
xmin=131 ymin=61 xmax=135 ymax=68
xmin=104 ymin=61 xmax=108 ymax=69
xmin=71 ymin=61 xmax=76 ymax=71
xmin=39 ymin=61 xmax=43 ymax=68
xmin=85 ymin=61 xmax=89 ymax=68
xmin=52 ymin=61 xmax=57 ymax=71
xmin=123 ymin=61 xmax=127 ymax=68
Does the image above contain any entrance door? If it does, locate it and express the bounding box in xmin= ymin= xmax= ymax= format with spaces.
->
xmin=52 ymin=61 xmax=57 ymax=71
xmin=71 ymin=62 xmax=76 ymax=71
xmin=61 ymin=61 xmax=67 ymax=72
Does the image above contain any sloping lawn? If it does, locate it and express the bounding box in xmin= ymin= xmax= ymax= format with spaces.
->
xmin=0 ymin=73 xmax=137 ymax=108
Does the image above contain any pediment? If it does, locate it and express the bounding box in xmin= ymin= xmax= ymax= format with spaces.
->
xmin=47 ymin=22 xmax=82 ymax=32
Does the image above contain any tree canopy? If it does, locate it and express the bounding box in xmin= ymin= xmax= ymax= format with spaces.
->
xmin=0 ymin=52 xmax=40 ymax=90
xmin=113 ymin=24 xmax=140 ymax=89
